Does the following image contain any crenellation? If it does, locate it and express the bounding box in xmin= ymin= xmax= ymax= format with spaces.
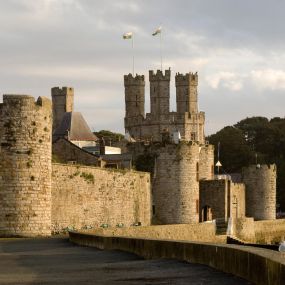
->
xmin=124 ymin=73 xmax=145 ymax=86
xmin=175 ymin=72 xmax=198 ymax=86
xmin=125 ymin=69 xmax=203 ymax=142
xmin=149 ymin=68 xmax=171 ymax=81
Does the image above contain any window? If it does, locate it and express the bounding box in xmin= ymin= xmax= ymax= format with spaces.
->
xmin=196 ymin=162 xmax=199 ymax=181
xmin=191 ymin=132 xmax=196 ymax=141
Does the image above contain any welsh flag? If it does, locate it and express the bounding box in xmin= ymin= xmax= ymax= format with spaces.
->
xmin=152 ymin=26 xmax=162 ymax=36
xmin=123 ymin=32 xmax=133 ymax=39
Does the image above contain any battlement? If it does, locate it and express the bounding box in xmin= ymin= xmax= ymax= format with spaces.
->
xmin=149 ymin=68 xmax=171 ymax=81
xmin=243 ymin=164 xmax=277 ymax=172
xmin=2 ymin=95 xmax=52 ymax=110
xmin=51 ymin=87 xmax=74 ymax=96
xmin=124 ymin=73 xmax=145 ymax=86
xmin=175 ymin=72 xmax=198 ymax=86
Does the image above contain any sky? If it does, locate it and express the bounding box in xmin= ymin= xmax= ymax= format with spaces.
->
xmin=0 ymin=0 xmax=285 ymax=135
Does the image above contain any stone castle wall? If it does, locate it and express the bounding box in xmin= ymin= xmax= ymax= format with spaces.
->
xmin=0 ymin=95 xmax=52 ymax=237
xmin=51 ymin=163 xmax=151 ymax=233
xmin=199 ymin=144 xmax=214 ymax=180
xmin=199 ymin=179 xmax=245 ymax=222
xmin=153 ymin=142 xmax=200 ymax=224
xmin=242 ymin=164 xmax=276 ymax=220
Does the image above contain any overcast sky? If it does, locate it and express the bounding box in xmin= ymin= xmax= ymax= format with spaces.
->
xmin=0 ymin=0 xmax=285 ymax=135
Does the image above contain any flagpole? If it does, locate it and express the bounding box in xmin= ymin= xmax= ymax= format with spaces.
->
xmin=160 ymin=31 xmax=162 ymax=71
xmin=132 ymin=35 xmax=134 ymax=76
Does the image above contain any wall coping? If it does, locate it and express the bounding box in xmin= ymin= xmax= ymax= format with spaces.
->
xmin=52 ymin=162 xmax=150 ymax=176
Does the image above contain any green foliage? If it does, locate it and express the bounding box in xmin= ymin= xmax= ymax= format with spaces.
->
xmin=94 ymin=130 xmax=124 ymax=143
xmin=80 ymin=172 xmax=95 ymax=184
xmin=134 ymin=153 xmax=156 ymax=174
xmin=207 ymin=116 xmax=285 ymax=211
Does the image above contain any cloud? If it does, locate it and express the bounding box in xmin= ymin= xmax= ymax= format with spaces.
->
xmin=0 ymin=1 xmax=285 ymax=134
xmin=250 ymin=69 xmax=285 ymax=90
xmin=206 ymin=72 xmax=244 ymax=91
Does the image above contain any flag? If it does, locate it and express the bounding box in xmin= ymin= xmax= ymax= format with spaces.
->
xmin=152 ymin=26 xmax=162 ymax=36
xmin=123 ymin=32 xmax=133 ymax=39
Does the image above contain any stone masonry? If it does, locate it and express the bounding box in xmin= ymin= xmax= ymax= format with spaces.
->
xmin=0 ymin=94 xmax=152 ymax=237
xmin=124 ymin=69 xmax=205 ymax=143
xmin=153 ymin=142 xmax=200 ymax=224
xmin=242 ymin=164 xmax=276 ymax=220
xmin=51 ymin=87 xmax=74 ymax=130
xmin=0 ymin=95 xmax=52 ymax=237
xmin=52 ymin=164 xmax=151 ymax=232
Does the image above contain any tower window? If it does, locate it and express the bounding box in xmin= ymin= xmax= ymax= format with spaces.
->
xmin=191 ymin=132 xmax=196 ymax=141
xmin=153 ymin=87 xmax=156 ymax=92
xmin=196 ymin=162 xmax=199 ymax=181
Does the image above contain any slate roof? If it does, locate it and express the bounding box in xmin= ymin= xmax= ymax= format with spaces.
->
xmin=53 ymin=112 xmax=98 ymax=141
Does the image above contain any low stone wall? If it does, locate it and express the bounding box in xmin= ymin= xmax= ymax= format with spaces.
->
xmin=232 ymin=217 xmax=255 ymax=242
xmin=69 ymin=231 xmax=285 ymax=285
xmin=233 ymin=218 xmax=285 ymax=244
xmin=89 ymin=223 xmax=225 ymax=243
xmin=51 ymin=163 xmax=151 ymax=233
xmin=254 ymin=219 xmax=285 ymax=244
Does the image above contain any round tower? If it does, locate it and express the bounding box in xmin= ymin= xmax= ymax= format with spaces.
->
xmin=153 ymin=142 xmax=200 ymax=224
xmin=0 ymin=95 xmax=52 ymax=237
xmin=242 ymin=164 xmax=276 ymax=220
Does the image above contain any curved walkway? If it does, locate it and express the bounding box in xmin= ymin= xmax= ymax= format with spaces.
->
xmin=0 ymin=238 xmax=251 ymax=284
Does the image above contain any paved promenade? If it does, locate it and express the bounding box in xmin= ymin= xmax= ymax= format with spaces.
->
xmin=0 ymin=238 xmax=251 ymax=284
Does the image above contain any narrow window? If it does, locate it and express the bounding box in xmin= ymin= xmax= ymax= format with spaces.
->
xmin=196 ymin=162 xmax=199 ymax=181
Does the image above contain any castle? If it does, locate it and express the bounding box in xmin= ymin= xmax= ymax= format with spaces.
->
xmin=0 ymin=68 xmax=277 ymax=238
xmin=123 ymin=69 xmax=277 ymax=227
xmin=124 ymin=69 xmax=204 ymax=143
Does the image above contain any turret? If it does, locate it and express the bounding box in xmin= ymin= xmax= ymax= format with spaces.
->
xmin=242 ymin=164 xmax=276 ymax=220
xmin=175 ymin=72 xmax=198 ymax=114
xmin=124 ymin=73 xmax=145 ymax=118
xmin=51 ymin=87 xmax=74 ymax=131
xmin=149 ymin=69 xmax=171 ymax=117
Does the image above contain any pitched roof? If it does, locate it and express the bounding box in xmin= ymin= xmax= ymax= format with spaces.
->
xmin=53 ymin=112 xmax=98 ymax=141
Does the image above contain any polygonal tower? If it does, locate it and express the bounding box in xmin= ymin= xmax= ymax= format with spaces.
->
xmin=242 ymin=164 xmax=276 ymax=220
xmin=175 ymin=72 xmax=198 ymax=114
xmin=51 ymin=87 xmax=74 ymax=131
xmin=0 ymin=95 xmax=52 ymax=237
xmin=153 ymin=142 xmax=200 ymax=224
xmin=124 ymin=73 xmax=145 ymax=118
xmin=149 ymin=69 xmax=170 ymax=117
xmin=124 ymin=74 xmax=145 ymax=138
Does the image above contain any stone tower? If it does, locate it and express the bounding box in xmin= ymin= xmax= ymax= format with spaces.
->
xmin=0 ymin=95 xmax=52 ymax=237
xmin=175 ymin=72 xmax=198 ymax=114
xmin=242 ymin=164 xmax=276 ymax=220
xmin=51 ymin=87 xmax=74 ymax=131
xmin=149 ymin=69 xmax=170 ymax=117
xmin=153 ymin=143 xmax=200 ymax=224
xmin=124 ymin=73 xmax=145 ymax=120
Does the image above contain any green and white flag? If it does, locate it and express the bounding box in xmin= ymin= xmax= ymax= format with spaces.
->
xmin=152 ymin=26 xmax=162 ymax=36
xmin=123 ymin=32 xmax=133 ymax=39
